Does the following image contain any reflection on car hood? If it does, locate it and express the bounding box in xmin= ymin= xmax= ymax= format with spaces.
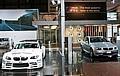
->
xmin=90 ymin=42 xmax=116 ymax=48
xmin=5 ymin=48 xmax=42 ymax=57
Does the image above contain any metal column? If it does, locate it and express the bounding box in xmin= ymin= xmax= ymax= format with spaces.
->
xmin=61 ymin=0 xmax=65 ymax=76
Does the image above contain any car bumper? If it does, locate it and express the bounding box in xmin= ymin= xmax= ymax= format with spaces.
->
xmin=94 ymin=51 xmax=118 ymax=57
xmin=2 ymin=60 xmax=43 ymax=70
xmin=0 ymin=44 xmax=8 ymax=48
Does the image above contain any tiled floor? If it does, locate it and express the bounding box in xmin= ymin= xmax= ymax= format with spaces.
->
xmin=0 ymin=48 xmax=120 ymax=76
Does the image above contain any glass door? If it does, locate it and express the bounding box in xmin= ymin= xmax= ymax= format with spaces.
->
xmin=42 ymin=25 xmax=59 ymax=48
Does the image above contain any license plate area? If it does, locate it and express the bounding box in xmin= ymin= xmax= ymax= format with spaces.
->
xmin=107 ymin=51 xmax=111 ymax=53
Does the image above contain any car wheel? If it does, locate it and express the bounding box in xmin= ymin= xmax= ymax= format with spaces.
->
xmin=0 ymin=59 xmax=2 ymax=69
xmin=80 ymin=44 xmax=85 ymax=54
xmin=81 ymin=47 xmax=85 ymax=54
xmin=42 ymin=58 xmax=44 ymax=68
xmin=112 ymin=55 xmax=118 ymax=59
xmin=90 ymin=49 xmax=94 ymax=58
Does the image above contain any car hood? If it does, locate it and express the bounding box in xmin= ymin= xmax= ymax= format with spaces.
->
xmin=4 ymin=48 xmax=42 ymax=57
xmin=90 ymin=42 xmax=116 ymax=48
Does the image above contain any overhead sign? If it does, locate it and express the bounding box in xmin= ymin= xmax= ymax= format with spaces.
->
xmin=0 ymin=0 xmax=48 ymax=12
xmin=65 ymin=2 xmax=107 ymax=20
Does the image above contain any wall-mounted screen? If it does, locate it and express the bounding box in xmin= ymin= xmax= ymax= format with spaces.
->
xmin=65 ymin=2 xmax=107 ymax=20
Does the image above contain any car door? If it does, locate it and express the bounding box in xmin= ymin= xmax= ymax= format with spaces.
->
xmin=82 ymin=37 xmax=91 ymax=53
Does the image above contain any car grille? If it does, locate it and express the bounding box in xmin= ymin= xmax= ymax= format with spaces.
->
xmin=109 ymin=48 xmax=113 ymax=50
xmin=21 ymin=57 xmax=28 ymax=61
xmin=13 ymin=57 xmax=20 ymax=61
xmin=103 ymin=48 xmax=113 ymax=50
xmin=13 ymin=63 xmax=29 ymax=67
xmin=13 ymin=57 xmax=28 ymax=61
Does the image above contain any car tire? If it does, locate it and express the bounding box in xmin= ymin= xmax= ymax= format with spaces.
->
xmin=80 ymin=44 xmax=85 ymax=54
xmin=81 ymin=47 xmax=85 ymax=54
xmin=43 ymin=53 xmax=46 ymax=59
xmin=42 ymin=58 xmax=44 ymax=68
xmin=90 ymin=48 xmax=94 ymax=58
xmin=112 ymin=55 xmax=118 ymax=59
xmin=0 ymin=59 xmax=2 ymax=69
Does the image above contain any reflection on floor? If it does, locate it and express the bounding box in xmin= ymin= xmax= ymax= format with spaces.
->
xmin=0 ymin=48 xmax=120 ymax=76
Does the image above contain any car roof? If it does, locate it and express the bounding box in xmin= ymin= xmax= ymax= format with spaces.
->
xmin=20 ymin=40 xmax=38 ymax=42
xmin=18 ymin=42 xmax=38 ymax=44
xmin=86 ymin=36 xmax=104 ymax=38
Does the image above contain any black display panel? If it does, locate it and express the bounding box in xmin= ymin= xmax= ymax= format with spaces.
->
xmin=0 ymin=0 xmax=48 ymax=12
xmin=65 ymin=2 xmax=107 ymax=20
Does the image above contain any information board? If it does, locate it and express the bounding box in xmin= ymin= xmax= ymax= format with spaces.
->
xmin=65 ymin=2 xmax=107 ymax=20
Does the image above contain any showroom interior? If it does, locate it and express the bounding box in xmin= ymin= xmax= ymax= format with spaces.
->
xmin=0 ymin=0 xmax=120 ymax=76
xmin=32 ymin=0 xmax=120 ymax=48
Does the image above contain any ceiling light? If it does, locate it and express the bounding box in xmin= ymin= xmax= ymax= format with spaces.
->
xmin=111 ymin=0 xmax=115 ymax=4
xmin=44 ymin=26 xmax=49 ymax=29
xmin=51 ymin=26 xmax=57 ymax=29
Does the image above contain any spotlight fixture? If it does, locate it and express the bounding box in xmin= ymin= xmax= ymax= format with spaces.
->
xmin=111 ymin=0 xmax=115 ymax=4
xmin=51 ymin=0 xmax=60 ymax=5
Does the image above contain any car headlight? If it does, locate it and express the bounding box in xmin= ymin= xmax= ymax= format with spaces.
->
xmin=94 ymin=48 xmax=103 ymax=53
xmin=30 ymin=55 xmax=39 ymax=59
xmin=5 ymin=56 xmax=11 ymax=60
xmin=96 ymin=50 xmax=103 ymax=53
xmin=96 ymin=48 xmax=102 ymax=50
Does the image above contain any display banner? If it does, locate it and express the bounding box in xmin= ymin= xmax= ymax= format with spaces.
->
xmin=65 ymin=2 xmax=107 ymax=20
xmin=0 ymin=0 xmax=48 ymax=12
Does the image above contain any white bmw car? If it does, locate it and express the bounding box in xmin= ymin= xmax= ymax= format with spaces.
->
xmin=2 ymin=40 xmax=45 ymax=69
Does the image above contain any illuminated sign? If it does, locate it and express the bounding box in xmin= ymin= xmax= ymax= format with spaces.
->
xmin=65 ymin=2 xmax=107 ymax=20
xmin=0 ymin=0 xmax=48 ymax=12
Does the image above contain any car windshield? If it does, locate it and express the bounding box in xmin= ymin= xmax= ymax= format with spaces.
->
xmin=14 ymin=43 xmax=39 ymax=49
xmin=90 ymin=37 xmax=108 ymax=43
